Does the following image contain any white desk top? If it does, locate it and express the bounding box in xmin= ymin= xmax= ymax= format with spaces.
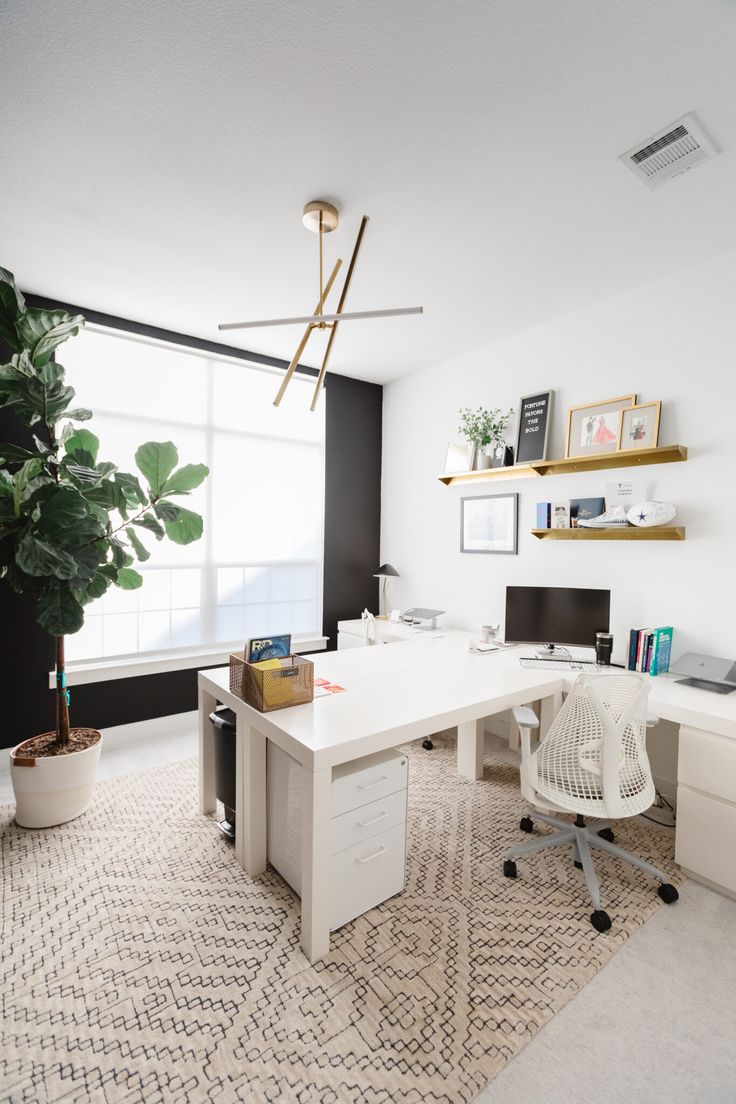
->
xmin=200 ymin=640 xmax=736 ymax=772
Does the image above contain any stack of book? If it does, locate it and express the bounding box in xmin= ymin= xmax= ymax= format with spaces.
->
xmin=536 ymin=496 xmax=605 ymax=529
xmin=627 ymin=626 xmax=673 ymax=675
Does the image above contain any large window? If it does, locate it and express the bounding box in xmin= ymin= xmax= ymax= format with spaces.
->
xmin=63 ymin=326 xmax=325 ymax=663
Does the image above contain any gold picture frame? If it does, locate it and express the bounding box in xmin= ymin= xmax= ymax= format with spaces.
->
xmin=618 ymin=401 xmax=661 ymax=451
xmin=565 ymin=394 xmax=637 ymax=459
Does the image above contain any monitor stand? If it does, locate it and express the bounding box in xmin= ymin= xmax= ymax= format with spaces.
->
xmin=535 ymin=643 xmax=572 ymax=659
xmin=676 ymin=676 xmax=736 ymax=695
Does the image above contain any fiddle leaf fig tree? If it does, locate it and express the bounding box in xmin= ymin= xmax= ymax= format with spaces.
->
xmin=0 ymin=266 xmax=209 ymax=747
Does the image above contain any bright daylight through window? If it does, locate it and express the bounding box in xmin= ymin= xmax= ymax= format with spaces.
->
xmin=62 ymin=327 xmax=325 ymax=663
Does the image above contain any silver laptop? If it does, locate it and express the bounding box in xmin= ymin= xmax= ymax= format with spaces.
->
xmin=670 ymin=652 xmax=736 ymax=694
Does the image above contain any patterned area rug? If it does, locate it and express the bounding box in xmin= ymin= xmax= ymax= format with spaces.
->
xmin=1 ymin=733 xmax=677 ymax=1104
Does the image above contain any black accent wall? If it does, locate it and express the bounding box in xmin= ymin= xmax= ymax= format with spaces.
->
xmin=0 ymin=302 xmax=382 ymax=748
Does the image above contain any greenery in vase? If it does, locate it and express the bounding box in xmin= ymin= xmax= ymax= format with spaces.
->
xmin=0 ymin=266 xmax=209 ymax=746
xmin=458 ymin=406 xmax=514 ymax=452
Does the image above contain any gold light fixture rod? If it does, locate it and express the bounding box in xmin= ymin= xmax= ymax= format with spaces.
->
xmin=272 ymin=257 xmax=342 ymax=407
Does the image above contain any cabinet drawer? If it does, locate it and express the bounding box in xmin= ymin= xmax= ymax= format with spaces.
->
xmin=331 ymin=788 xmax=407 ymax=855
xmin=330 ymin=823 xmax=406 ymax=931
xmin=675 ymin=785 xmax=736 ymax=894
xmin=332 ymin=749 xmax=408 ymax=816
xmin=678 ymin=727 xmax=736 ymax=804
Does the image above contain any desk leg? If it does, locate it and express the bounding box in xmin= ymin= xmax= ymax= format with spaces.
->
xmin=457 ymin=718 xmax=485 ymax=780
xmin=234 ymin=715 xmax=267 ymax=875
xmin=301 ymin=765 xmax=332 ymax=963
xmin=540 ymin=692 xmax=562 ymax=739
xmin=198 ymin=687 xmax=217 ymax=815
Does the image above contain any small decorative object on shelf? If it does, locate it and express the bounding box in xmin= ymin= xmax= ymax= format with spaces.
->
xmin=627 ymin=501 xmax=677 ymax=527
xmin=565 ymin=394 xmax=637 ymax=459
xmin=619 ymin=402 xmax=661 ymax=450
xmin=515 ymin=390 xmax=555 ymax=463
xmin=458 ymin=406 xmax=514 ymax=470
xmin=551 ymin=501 xmax=570 ymax=528
xmin=444 ymin=441 xmax=476 ymax=474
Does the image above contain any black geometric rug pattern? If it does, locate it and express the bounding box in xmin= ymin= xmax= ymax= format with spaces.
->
xmin=0 ymin=733 xmax=677 ymax=1103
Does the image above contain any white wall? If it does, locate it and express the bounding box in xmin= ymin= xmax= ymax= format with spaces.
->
xmin=381 ymin=248 xmax=736 ymax=666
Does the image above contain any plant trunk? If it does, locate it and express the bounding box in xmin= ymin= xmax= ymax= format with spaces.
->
xmin=55 ymin=636 xmax=71 ymax=746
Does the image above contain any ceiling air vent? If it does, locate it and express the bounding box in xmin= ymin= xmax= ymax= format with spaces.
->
xmin=619 ymin=113 xmax=718 ymax=189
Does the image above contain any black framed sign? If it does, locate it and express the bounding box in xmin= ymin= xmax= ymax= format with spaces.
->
xmin=514 ymin=390 xmax=554 ymax=464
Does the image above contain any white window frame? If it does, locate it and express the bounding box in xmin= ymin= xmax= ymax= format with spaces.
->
xmin=60 ymin=323 xmax=328 ymax=683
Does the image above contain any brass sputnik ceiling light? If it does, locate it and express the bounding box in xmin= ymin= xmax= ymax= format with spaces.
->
xmin=218 ymin=200 xmax=423 ymax=410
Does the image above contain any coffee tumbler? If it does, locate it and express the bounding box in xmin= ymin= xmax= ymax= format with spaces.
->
xmin=595 ymin=632 xmax=613 ymax=665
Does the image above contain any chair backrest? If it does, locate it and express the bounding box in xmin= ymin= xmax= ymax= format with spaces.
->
xmin=361 ymin=609 xmax=384 ymax=646
xmin=534 ymin=674 xmax=655 ymax=818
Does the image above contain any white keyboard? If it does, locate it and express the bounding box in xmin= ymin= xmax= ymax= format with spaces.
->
xmin=519 ymin=657 xmax=599 ymax=672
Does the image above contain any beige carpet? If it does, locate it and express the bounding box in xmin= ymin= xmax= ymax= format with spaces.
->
xmin=0 ymin=734 xmax=677 ymax=1104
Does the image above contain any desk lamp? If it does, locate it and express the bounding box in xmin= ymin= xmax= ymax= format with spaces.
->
xmin=374 ymin=563 xmax=399 ymax=616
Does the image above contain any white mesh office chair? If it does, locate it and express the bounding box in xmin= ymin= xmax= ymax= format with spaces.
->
xmin=503 ymin=673 xmax=678 ymax=932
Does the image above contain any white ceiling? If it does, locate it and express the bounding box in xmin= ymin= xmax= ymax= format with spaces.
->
xmin=2 ymin=0 xmax=736 ymax=385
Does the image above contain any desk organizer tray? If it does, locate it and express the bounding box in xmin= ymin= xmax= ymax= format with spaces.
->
xmin=229 ymin=651 xmax=314 ymax=712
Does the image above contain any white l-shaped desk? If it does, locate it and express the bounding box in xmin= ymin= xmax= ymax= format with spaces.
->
xmin=198 ymin=636 xmax=736 ymax=962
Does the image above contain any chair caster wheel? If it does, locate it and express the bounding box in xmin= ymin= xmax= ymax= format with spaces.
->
xmin=574 ymin=860 xmax=583 ymax=869
xmin=519 ymin=816 xmax=534 ymax=833
xmin=503 ymin=860 xmax=517 ymax=879
xmin=422 ymin=739 xmax=434 ymax=750
xmin=598 ymin=828 xmax=615 ymax=843
xmin=591 ymin=910 xmax=612 ymax=932
xmin=658 ymin=883 xmax=679 ymax=904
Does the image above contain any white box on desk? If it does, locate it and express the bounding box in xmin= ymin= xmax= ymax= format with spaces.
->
xmin=267 ymin=744 xmax=408 ymax=930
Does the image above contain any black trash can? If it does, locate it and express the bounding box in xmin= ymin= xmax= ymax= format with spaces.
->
xmin=210 ymin=705 xmax=236 ymax=840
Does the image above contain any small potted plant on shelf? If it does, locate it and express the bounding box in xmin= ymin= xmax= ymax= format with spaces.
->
xmin=0 ymin=266 xmax=209 ymax=828
xmin=458 ymin=406 xmax=514 ymax=469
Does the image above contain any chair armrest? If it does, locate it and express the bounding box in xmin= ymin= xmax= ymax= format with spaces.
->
xmin=512 ymin=705 xmax=540 ymax=730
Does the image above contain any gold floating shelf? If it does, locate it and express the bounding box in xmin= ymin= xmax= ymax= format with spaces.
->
xmin=438 ymin=444 xmax=688 ymax=486
xmin=531 ymin=526 xmax=686 ymax=541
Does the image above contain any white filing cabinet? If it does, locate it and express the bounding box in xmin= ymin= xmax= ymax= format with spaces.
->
xmin=268 ymin=744 xmax=409 ymax=930
xmin=675 ymin=725 xmax=736 ymax=896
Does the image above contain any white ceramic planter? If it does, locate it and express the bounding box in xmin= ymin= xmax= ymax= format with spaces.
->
xmin=10 ymin=732 xmax=102 ymax=829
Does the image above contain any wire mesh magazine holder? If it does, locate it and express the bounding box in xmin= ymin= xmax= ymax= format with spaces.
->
xmin=503 ymin=673 xmax=679 ymax=932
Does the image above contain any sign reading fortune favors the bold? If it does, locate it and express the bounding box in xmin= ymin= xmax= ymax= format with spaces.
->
xmin=515 ymin=390 xmax=554 ymax=463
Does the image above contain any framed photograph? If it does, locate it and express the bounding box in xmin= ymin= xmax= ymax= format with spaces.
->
xmin=565 ymin=394 xmax=636 ymax=459
xmin=445 ymin=441 xmax=475 ymax=474
xmin=514 ymin=390 xmax=555 ymax=464
xmin=461 ymin=493 xmax=518 ymax=555
xmin=618 ymin=401 xmax=661 ymax=451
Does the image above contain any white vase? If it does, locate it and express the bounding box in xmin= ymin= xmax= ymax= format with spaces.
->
xmin=10 ymin=731 xmax=102 ymax=829
xmin=473 ymin=450 xmax=493 ymax=470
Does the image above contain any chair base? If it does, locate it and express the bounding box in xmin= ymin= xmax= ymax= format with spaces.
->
xmin=505 ymin=811 xmax=678 ymax=926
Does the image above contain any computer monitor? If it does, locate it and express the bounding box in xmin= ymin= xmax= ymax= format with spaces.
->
xmin=504 ymin=586 xmax=610 ymax=653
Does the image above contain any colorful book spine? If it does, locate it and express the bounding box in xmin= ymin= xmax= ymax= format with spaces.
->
xmin=536 ymin=502 xmax=551 ymax=528
xmin=650 ymin=627 xmax=673 ymax=676
xmin=628 ymin=629 xmax=640 ymax=671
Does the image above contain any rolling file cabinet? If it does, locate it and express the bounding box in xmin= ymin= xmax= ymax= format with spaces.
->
xmin=675 ymin=725 xmax=736 ymax=896
xmin=268 ymin=745 xmax=409 ymax=930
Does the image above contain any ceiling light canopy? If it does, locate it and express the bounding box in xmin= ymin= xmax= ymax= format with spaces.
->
xmin=218 ymin=200 xmax=424 ymax=409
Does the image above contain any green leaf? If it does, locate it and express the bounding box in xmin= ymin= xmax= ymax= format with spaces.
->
xmin=116 ymin=566 xmax=143 ymax=590
xmin=125 ymin=526 xmax=150 ymax=562
xmin=37 ymin=582 xmax=85 ymax=635
xmin=64 ymin=428 xmax=99 ymax=463
xmin=0 ymin=442 xmax=36 ymax=462
xmin=35 ymin=486 xmax=89 ymax=537
xmin=78 ymin=570 xmax=111 ymax=602
xmin=109 ymin=537 xmax=133 ymax=568
xmin=153 ymin=500 xmax=180 ymax=522
xmin=16 ymin=533 xmax=79 ymax=579
xmin=133 ymin=513 xmax=165 ymax=539
xmin=13 ymin=458 xmax=43 ymax=516
xmin=0 ymin=267 xmax=25 ymax=347
xmin=135 ymin=441 xmax=178 ymax=498
xmin=162 ymin=463 xmax=209 ymax=496
xmin=0 ymin=471 xmax=13 ymax=498
xmin=163 ymin=505 xmax=204 ymax=545
xmin=15 ymin=308 xmax=84 ymax=367
xmin=64 ymin=408 xmax=93 ymax=421
xmin=115 ymin=472 xmax=147 ymax=508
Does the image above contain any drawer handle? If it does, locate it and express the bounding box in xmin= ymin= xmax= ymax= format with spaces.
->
xmin=358 ymin=775 xmax=389 ymax=792
xmin=355 ymin=845 xmax=388 ymax=864
xmin=357 ymin=810 xmax=388 ymax=828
